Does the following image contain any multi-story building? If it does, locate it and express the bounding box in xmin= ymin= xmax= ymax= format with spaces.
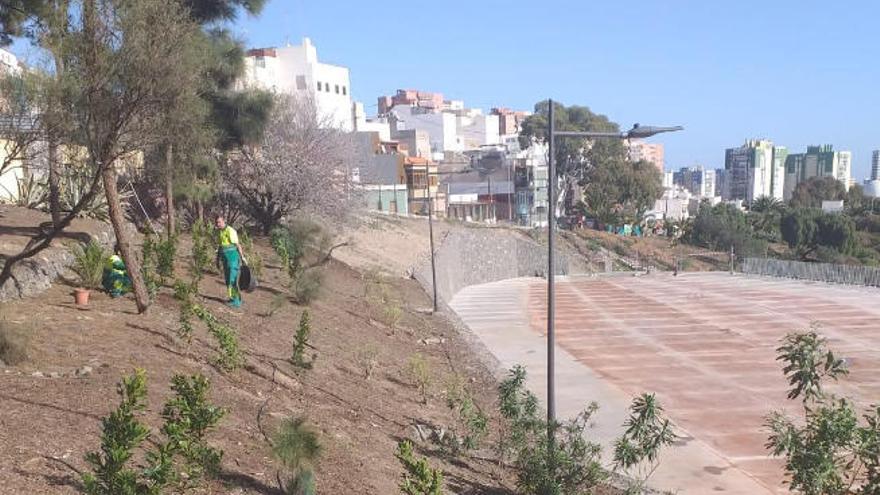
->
xmin=724 ymin=139 xmax=784 ymax=203
xmin=404 ymin=156 xmax=444 ymax=216
xmin=513 ymin=144 xmax=549 ymax=227
xmin=352 ymin=102 xmax=391 ymax=141
xmin=673 ymin=166 xmax=716 ymax=198
xmin=240 ymin=38 xmax=353 ymax=130
xmin=491 ymin=107 xmax=529 ymax=137
xmin=872 ymin=150 xmax=880 ymax=181
xmin=626 ymin=139 xmax=664 ymax=172
xmin=783 ymin=145 xmax=853 ymax=200
xmin=387 ymin=102 xmax=500 ymax=155
xmin=378 ymin=89 xmax=444 ymax=114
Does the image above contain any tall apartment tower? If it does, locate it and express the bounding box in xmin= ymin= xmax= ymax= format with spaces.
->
xmin=724 ymin=139 xmax=783 ymax=203
xmin=872 ymin=150 xmax=880 ymax=181
xmin=783 ymin=145 xmax=853 ymax=200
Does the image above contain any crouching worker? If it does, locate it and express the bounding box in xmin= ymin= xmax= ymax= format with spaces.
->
xmin=214 ymin=215 xmax=246 ymax=308
xmin=102 ymin=253 xmax=131 ymax=297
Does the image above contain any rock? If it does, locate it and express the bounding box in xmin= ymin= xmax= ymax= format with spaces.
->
xmin=411 ymin=423 xmax=432 ymax=442
xmin=48 ymin=372 xmax=61 ymax=379
xmin=75 ymin=366 xmax=93 ymax=377
xmin=31 ymin=371 xmax=44 ymax=378
xmin=419 ymin=337 xmax=446 ymax=346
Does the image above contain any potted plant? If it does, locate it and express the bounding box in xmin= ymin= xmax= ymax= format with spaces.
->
xmin=70 ymin=240 xmax=106 ymax=306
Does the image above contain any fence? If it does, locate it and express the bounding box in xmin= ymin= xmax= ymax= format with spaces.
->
xmin=742 ymin=257 xmax=880 ymax=287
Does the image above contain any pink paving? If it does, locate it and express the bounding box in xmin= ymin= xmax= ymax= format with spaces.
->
xmin=526 ymin=273 xmax=880 ymax=491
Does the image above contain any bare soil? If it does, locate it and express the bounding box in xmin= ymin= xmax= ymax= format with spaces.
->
xmin=566 ymin=228 xmax=730 ymax=272
xmin=0 ymin=233 xmax=516 ymax=494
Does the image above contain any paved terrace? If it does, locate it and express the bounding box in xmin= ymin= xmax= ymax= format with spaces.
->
xmin=450 ymin=272 xmax=880 ymax=494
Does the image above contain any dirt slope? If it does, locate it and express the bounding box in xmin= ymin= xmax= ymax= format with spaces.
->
xmin=0 ymin=235 xmax=513 ymax=494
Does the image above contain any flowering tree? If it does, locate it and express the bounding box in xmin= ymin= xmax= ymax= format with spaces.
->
xmin=223 ymin=94 xmax=356 ymax=234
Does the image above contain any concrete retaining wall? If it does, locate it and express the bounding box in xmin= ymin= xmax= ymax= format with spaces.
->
xmin=414 ymin=227 xmax=569 ymax=304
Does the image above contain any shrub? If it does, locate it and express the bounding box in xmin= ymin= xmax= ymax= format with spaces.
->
xmin=407 ymin=354 xmax=432 ymax=404
xmin=175 ymin=280 xmax=243 ymax=370
xmin=154 ymin=235 xmax=177 ymax=283
xmin=71 ymin=240 xmax=107 ymax=290
xmin=0 ymin=318 xmax=30 ymax=366
xmin=161 ymin=374 xmax=226 ymax=482
xmin=395 ymin=439 xmax=444 ymax=495
xmin=272 ymin=416 xmax=321 ymax=495
xmin=291 ymin=269 xmax=322 ymax=305
xmin=366 ymin=277 xmax=402 ymax=327
xmin=355 ymin=344 xmax=380 ymax=380
xmin=291 ymin=310 xmax=314 ymax=369
xmin=142 ymin=231 xmax=177 ymax=288
xmin=190 ymin=219 xmax=215 ymax=285
xmin=82 ymin=370 xmax=226 ymax=495
xmin=613 ymin=393 xmax=677 ymax=493
xmin=82 ymin=369 xmax=172 ymax=495
xmin=441 ymin=374 xmax=489 ymax=455
xmin=765 ymin=328 xmax=880 ymax=495
xmin=497 ymin=365 xmax=605 ymax=495
xmin=271 ymin=221 xmax=330 ymax=305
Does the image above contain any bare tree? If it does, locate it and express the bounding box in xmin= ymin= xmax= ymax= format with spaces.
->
xmin=223 ymin=94 xmax=357 ymax=234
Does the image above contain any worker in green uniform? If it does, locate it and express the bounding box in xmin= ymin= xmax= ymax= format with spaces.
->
xmin=102 ymin=252 xmax=131 ymax=297
xmin=215 ymin=215 xmax=246 ymax=308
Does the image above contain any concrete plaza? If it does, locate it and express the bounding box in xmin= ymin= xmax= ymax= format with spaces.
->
xmin=450 ymin=272 xmax=880 ymax=494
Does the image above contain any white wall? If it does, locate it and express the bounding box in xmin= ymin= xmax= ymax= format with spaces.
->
xmin=241 ymin=38 xmax=353 ymax=131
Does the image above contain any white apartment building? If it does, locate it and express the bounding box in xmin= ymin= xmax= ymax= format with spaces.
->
xmin=386 ymin=101 xmax=501 ymax=154
xmin=352 ymin=102 xmax=391 ymax=141
xmin=240 ymin=38 xmax=353 ymax=130
xmin=724 ymin=139 xmax=785 ymax=202
xmin=389 ymin=106 xmax=459 ymax=154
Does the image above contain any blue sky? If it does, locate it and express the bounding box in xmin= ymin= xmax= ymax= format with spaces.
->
xmin=10 ymin=1 xmax=880 ymax=178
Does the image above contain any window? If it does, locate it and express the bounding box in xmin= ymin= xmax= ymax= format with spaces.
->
xmin=316 ymin=81 xmax=322 ymax=91
xmin=342 ymin=86 xmax=347 ymax=95
xmin=255 ymin=56 xmax=265 ymax=68
xmin=324 ymin=82 xmax=330 ymax=92
xmin=335 ymin=84 xmax=340 ymax=94
xmin=296 ymin=75 xmax=306 ymax=90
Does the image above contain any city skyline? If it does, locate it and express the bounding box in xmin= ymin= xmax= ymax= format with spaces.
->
xmin=8 ymin=0 xmax=878 ymax=178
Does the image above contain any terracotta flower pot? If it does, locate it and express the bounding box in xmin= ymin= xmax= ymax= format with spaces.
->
xmin=74 ymin=288 xmax=91 ymax=306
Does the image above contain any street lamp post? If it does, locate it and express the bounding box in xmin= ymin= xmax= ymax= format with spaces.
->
xmin=544 ymin=98 xmax=682 ymax=469
xmin=425 ymin=163 xmax=438 ymax=313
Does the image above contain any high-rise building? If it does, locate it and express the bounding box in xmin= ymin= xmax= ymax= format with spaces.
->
xmin=783 ymin=145 xmax=853 ymax=200
xmin=627 ymin=139 xmax=664 ymax=172
xmin=672 ymin=166 xmax=716 ymax=198
xmin=240 ymin=38 xmax=353 ymax=130
xmin=872 ymin=150 xmax=880 ymax=181
xmin=724 ymin=139 xmax=781 ymax=202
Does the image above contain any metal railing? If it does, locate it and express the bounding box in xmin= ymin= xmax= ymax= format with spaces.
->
xmin=742 ymin=257 xmax=880 ymax=287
